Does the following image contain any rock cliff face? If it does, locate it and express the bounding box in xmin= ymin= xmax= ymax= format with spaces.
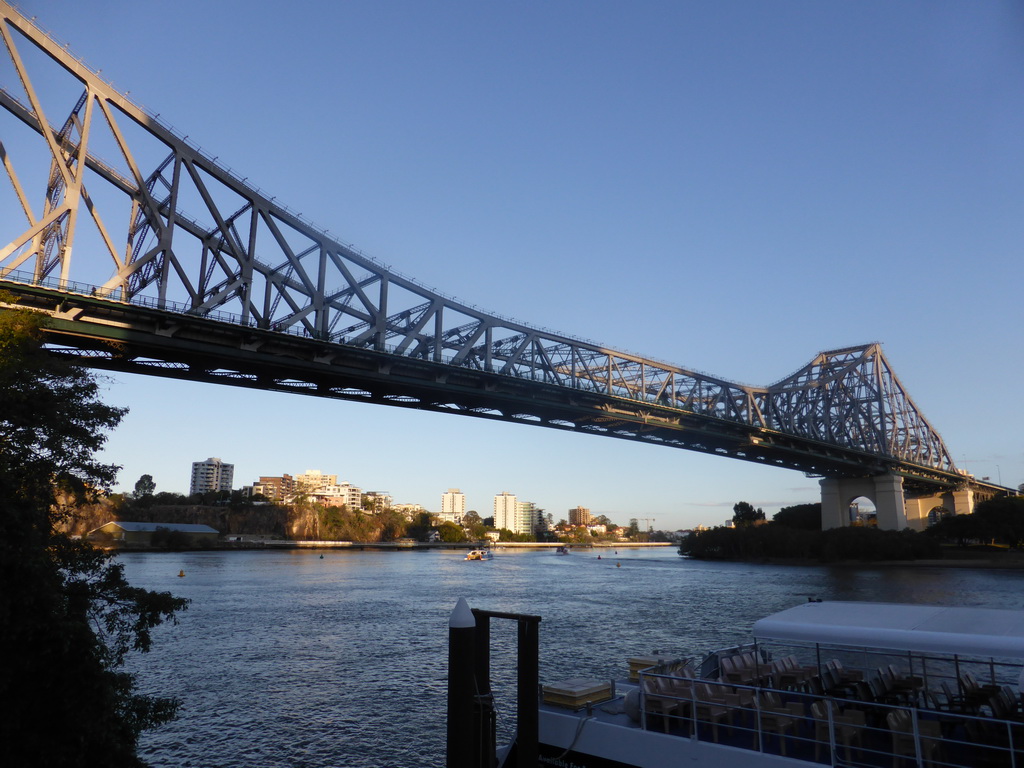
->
xmin=63 ymin=500 xmax=291 ymax=538
xmin=60 ymin=496 xmax=118 ymax=536
xmin=286 ymin=505 xmax=321 ymax=540
xmin=63 ymin=498 xmax=396 ymax=542
xmin=135 ymin=505 xmax=292 ymax=537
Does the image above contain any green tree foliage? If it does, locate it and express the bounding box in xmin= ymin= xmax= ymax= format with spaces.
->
xmin=732 ymin=500 xmax=766 ymax=527
xmin=133 ymin=473 xmax=156 ymax=499
xmin=680 ymin=524 xmax=940 ymax=562
xmin=974 ymin=497 xmax=1024 ymax=548
xmin=312 ymin=504 xmax=410 ymax=541
xmin=375 ymin=508 xmax=408 ymax=541
xmin=437 ymin=521 xmax=467 ymax=542
xmin=0 ymin=305 xmax=188 ymax=767
xmin=564 ymin=527 xmax=593 ymax=545
xmin=926 ymin=497 xmax=1024 ymax=548
xmin=773 ymin=503 xmax=822 ymax=530
xmin=497 ymin=528 xmax=536 ymax=542
xmin=152 ymin=490 xmax=190 ymax=505
xmin=404 ymin=511 xmax=434 ymax=541
xmin=461 ymin=510 xmax=488 ymax=540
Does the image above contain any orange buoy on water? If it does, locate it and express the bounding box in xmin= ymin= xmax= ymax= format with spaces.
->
xmin=178 ymin=569 xmax=185 ymax=578
xmin=616 ymin=562 xmax=621 ymax=568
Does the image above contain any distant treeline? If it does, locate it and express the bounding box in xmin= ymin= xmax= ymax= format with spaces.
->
xmin=680 ymin=523 xmax=941 ymax=562
xmin=680 ymin=497 xmax=1024 ymax=562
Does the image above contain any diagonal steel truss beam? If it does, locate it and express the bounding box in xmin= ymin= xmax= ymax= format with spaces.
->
xmin=0 ymin=2 xmax=958 ymax=477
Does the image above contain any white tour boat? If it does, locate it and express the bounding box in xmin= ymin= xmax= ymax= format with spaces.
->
xmin=531 ymin=601 xmax=1024 ymax=768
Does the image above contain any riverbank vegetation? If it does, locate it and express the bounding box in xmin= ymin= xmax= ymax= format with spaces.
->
xmin=681 ymin=521 xmax=941 ymax=562
xmin=925 ymin=496 xmax=1024 ymax=549
xmin=681 ymin=497 xmax=1024 ymax=563
xmin=0 ymin=302 xmax=187 ymax=767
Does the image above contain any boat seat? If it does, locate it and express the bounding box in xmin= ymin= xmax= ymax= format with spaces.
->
xmin=886 ymin=708 xmax=942 ymax=768
xmin=811 ymin=699 xmax=864 ymax=762
xmin=641 ymin=674 xmax=691 ymax=731
xmin=757 ymin=691 xmax=800 ymax=755
xmin=693 ymin=683 xmax=734 ymax=741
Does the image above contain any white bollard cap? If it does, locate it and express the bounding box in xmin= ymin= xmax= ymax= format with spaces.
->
xmin=449 ymin=597 xmax=475 ymax=628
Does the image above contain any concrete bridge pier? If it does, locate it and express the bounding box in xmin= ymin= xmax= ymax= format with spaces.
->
xmin=903 ymin=487 xmax=975 ymax=529
xmin=821 ymin=476 xmax=978 ymax=532
xmin=820 ymin=474 xmax=908 ymax=531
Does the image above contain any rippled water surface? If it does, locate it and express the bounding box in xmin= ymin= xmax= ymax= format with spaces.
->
xmin=120 ymin=548 xmax=1024 ymax=767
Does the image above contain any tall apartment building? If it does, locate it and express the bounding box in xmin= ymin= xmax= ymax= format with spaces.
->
xmin=516 ymin=501 xmax=540 ymax=536
xmin=493 ymin=492 xmax=518 ymax=532
xmin=190 ymin=457 xmax=234 ymax=496
xmin=441 ymin=488 xmax=466 ymax=524
xmin=569 ymin=506 xmax=592 ymax=526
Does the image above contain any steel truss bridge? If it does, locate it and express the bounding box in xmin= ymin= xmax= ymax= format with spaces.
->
xmin=0 ymin=3 xmax=992 ymax=497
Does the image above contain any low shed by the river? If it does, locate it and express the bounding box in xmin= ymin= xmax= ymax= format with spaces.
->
xmin=88 ymin=521 xmax=220 ymax=546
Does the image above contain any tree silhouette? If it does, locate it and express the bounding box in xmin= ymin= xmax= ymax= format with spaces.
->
xmin=733 ymin=501 xmax=766 ymax=527
xmin=0 ymin=302 xmax=188 ymax=766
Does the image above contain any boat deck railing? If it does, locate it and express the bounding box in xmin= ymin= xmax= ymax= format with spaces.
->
xmin=639 ymin=656 xmax=1024 ymax=768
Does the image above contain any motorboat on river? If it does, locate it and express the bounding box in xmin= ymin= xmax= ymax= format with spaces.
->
xmin=465 ymin=549 xmax=493 ymax=561
xmin=530 ymin=601 xmax=1024 ymax=768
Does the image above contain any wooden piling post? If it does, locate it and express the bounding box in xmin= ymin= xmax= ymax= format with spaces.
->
xmin=447 ymin=598 xmax=479 ymax=768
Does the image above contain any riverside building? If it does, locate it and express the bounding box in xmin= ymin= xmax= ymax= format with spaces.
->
xmin=441 ymin=488 xmax=466 ymax=524
xmin=516 ymin=501 xmax=540 ymax=536
xmin=190 ymin=457 xmax=234 ymax=496
xmin=493 ymin=492 xmax=518 ymax=532
xmin=251 ymin=474 xmax=295 ymax=502
xmin=568 ymin=506 xmax=592 ymax=526
xmin=494 ymin=492 xmax=539 ymax=535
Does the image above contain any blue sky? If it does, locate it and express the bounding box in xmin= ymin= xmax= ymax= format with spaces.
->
xmin=10 ymin=0 xmax=1024 ymax=529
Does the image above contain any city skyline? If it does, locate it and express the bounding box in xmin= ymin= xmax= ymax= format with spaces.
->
xmin=17 ymin=0 xmax=1022 ymax=530
xmin=197 ymin=460 xmax=640 ymax=526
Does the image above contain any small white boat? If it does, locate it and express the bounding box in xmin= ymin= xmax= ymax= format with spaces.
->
xmin=465 ymin=549 xmax=493 ymax=561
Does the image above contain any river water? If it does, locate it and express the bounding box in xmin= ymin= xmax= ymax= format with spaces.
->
xmin=119 ymin=547 xmax=1024 ymax=768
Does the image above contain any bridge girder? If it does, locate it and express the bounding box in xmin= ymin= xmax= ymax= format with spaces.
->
xmin=4 ymin=284 xmax=968 ymax=494
xmin=0 ymin=1 xmax=967 ymax=491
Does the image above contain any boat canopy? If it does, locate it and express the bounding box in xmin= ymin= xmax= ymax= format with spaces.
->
xmin=752 ymin=601 xmax=1024 ymax=660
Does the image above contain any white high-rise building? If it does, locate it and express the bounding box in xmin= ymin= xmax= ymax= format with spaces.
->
xmin=441 ymin=488 xmax=466 ymax=524
xmin=190 ymin=457 xmax=234 ymax=496
xmin=516 ymin=501 xmax=540 ymax=536
xmin=494 ymin=492 xmax=519 ymax=532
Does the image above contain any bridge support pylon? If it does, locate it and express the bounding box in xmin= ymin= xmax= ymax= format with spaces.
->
xmin=821 ymin=476 xmax=981 ymax=532
xmin=820 ymin=474 xmax=909 ymax=531
xmin=902 ymin=487 xmax=975 ymax=529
